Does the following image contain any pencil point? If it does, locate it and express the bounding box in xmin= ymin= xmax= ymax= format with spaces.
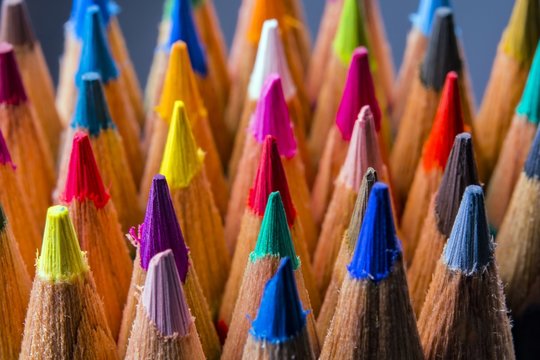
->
xmin=0 ymin=204 xmax=6 ymax=231
xmin=248 ymin=19 xmax=295 ymax=101
xmin=76 ymin=5 xmax=118 ymax=87
xmin=420 ymin=8 xmax=461 ymax=91
xmin=246 ymin=0 xmax=286 ymax=44
xmin=250 ymin=257 xmax=307 ymax=342
xmin=410 ymin=0 xmax=452 ymax=36
xmin=0 ymin=0 xmax=36 ymax=47
xmin=248 ymin=136 xmax=296 ymax=225
xmin=336 ymin=48 xmax=381 ymax=139
xmin=250 ymin=192 xmax=300 ymax=269
xmin=346 ymin=168 xmax=378 ymax=249
xmin=250 ymin=74 xmax=297 ymax=158
xmin=142 ymin=250 xmax=192 ymax=336
xmin=168 ymin=0 xmax=207 ymax=76
xmin=72 ymin=72 xmax=115 ymax=135
xmin=37 ymin=205 xmax=88 ymax=281
xmin=524 ymin=126 xmax=540 ymax=178
xmin=422 ymin=72 xmax=464 ymax=170
xmin=443 ymin=185 xmax=492 ymax=274
xmin=63 ymin=132 xmax=110 ymax=209
xmin=70 ymin=0 xmax=111 ymax=39
xmin=160 ymin=101 xmax=205 ymax=189
xmin=348 ymin=183 xmax=401 ymax=282
xmin=0 ymin=129 xmax=14 ymax=168
xmin=516 ymin=41 xmax=540 ymax=125
xmin=333 ymin=0 xmax=369 ymax=65
xmin=501 ymin=0 xmax=540 ymax=62
xmin=140 ymin=175 xmax=189 ymax=282
xmin=0 ymin=42 xmax=27 ymax=105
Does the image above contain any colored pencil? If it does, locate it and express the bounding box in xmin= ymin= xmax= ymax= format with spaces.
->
xmin=0 ymin=42 xmax=54 ymax=225
xmin=221 ymin=192 xmax=320 ymax=359
xmin=20 ymin=205 xmax=118 ymax=359
xmin=319 ymin=183 xmax=423 ymax=359
xmin=317 ymin=167 xmax=377 ymax=338
xmin=160 ymin=100 xmax=230 ymax=317
xmin=141 ymin=41 xmax=228 ymax=218
xmin=118 ymin=174 xmax=220 ymax=359
xmin=219 ymin=136 xmax=319 ymax=330
xmin=407 ymin=132 xmax=478 ymax=316
xmin=242 ymin=257 xmax=316 ymax=360
xmin=475 ymin=0 xmax=540 ymax=182
xmin=0 ymin=129 xmax=41 ymax=275
xmin=313 ymin=106 xmax=385 ymax=296
xmin=60 ymin=132 xmax=132 ymax=339
xmin=400 ymin=71 xmax=464 ymax=263
xmin=125 ymin=250 xmax=205 ymax=360
xmin=418 ymin=185 xmax=515 ymax=359
xmin=486 ymin=41 xmax=540 ymax=231
xmin=56 ymin=73 xmax=142 ymax=231
xmin=390 ymin=8 xmax=473 ymax=209
xmin=0 ymin=205 xmax=31 ymax=359
xmin=0 ymin=0 xmax=64 ymax=155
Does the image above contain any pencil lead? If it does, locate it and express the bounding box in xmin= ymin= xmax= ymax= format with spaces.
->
xmin=346 ymin=168 xmax=378 ymax=249
xmin=168 ymin=0 xmax=207 ymax=76
xmin=443 ymin=185 xmax=492 ymax=274
xmin=250 ymin=191 xmax=300 ymax=269
xmin=250 ymin=74 xmax=297 ymax=158
xmin=248 ymin=136 xmax=296 ymax=225
xmin=501 ymin=0 xmax=540 ymax=63
xmin=410 ymin=0 xmax=452 ymax=36
xmin=142 ymin=250 xmax=192 ymax=336
xmin=336 ymin=48 xmax=381 ymax=139
xmin=524 ymin=126 xmax=540 ymax=178
xmin=0 ymin=203 xmax=6 ymax=231
xmin=422 ymin=72 xmax=464 ymax=170
xmin=0 ymin=0 xmax=36 ymax=47
xmin=161 ymin=0 xmax=174 ymax=21
xmin=348 ymin=183 xmax=401 ymax=282
xmin=70 ymin=0 xmax=111 ymax=39
xmin=140 ymin=175 xmax=189 ymax=282
xmin=250 ymin=257 xmax=307 ymax=342
xmin=248 ymin=19 xmax=295 ymax=101
xmin=0 ymin=129 xmax=14 ymax=168
xmin=332 ymin=0 xmax=369 ymax=66
xmin=75 ymin=5 xmax=118 ymax=87
xmin=63 ymin=132 xmax=110 ymax=209
xmin=246 ymin=0 xmax=286 ymax=44
xmin=72 ymin=72 xmax=115 ymax=135
xmin=516 ymin=41 xmax=540 ymax=125
xmin=155 ymin=41 xmax=204 ymax=123
xmin=0 ymin=42 xmax=27 ymax=105
xmin=420 ymin=8 xmax=461 ymax=91
xmin=37 ymin=205 xmax=88 ymax=281
xmin=434 ymin=133 xmax=478 ymax=237
xmin=190 ymin=0 xmax=205 ymax=8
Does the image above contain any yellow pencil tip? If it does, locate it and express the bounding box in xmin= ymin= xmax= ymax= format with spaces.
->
xmin=501 ymin=0 xmax=540 ymax=62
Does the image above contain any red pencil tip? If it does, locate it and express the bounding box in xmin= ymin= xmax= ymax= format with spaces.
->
xmin=422 ymin=71 xmax=464 ymax=171
xmin=248 ymin=135 xmax=296 ymax=226
xmin=0 ymin=42 xmax=27 ymax=105
xmin=63 ymin=131 xmax=110 ymax=208
xmin=0 ymin=129 xmax=14 ymax=168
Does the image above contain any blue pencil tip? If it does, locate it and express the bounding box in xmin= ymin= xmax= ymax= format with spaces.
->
xmin=75 ymin=6 xmax=118 ymax=87
xmin=167 ymin=0 xmax=207 ymax=76
xmin=347 ymin=182 xmax=401 ymax=282
xmin=250 ymin=257 xmax=307 ymax=343
xmin=70 ymin=0 xmax=111 ymax=39
xmin=443 ymin=185 xmax=493 ymax=274
xmin=410 ymin=0 xmax=452 ymax=36
xmin=71 ymin=72 xmax=115 ymax=135
xmin=524 ymin=126 xmax=540 ymax=179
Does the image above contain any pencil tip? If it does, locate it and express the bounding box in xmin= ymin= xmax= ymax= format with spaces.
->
xmin=516 ymin=41 xmax=540 ymax=125
xmin=38 ymin=205 xmax=88 ymax=281
xmin=501 ymin=0 xmax=540 ymax=62
xmin=346 ymin=168 xmax=379 ymax=248
xmin=422 ymin=72 xmax=464 ymax=170
xmin=410 ymin=0 xmax=452 ymax=36
xmin=72 ymin=72 xmax=115 ymax=135
xmin=420 ymin=8 xmax=461 ymax=90
xmin=168 ymin=0 xmax=207 ymax=76
xmin=0 ymin=204 xmax=6 ymax=231
xmin=250 ymin=192 xmax=300 ymax=269
xmin=140 ymin=175 xmax=189 ymax=282
xmin=76 ymin=5 xmax=118 ymax=86
xmin=250 ymin=257 xmax=307 ymax=342
xmin=435 ymin=133 xmax=478 ymax=237
xmin=246 ymin=0 xmax=286 ymax=44
xmin=336 ymin=48 xmax=381 ymax=139
xmin=248 ymin=19 xmax=296 ymax=101
xmin=248 ymin=136 xmax=296 ymax=225
xmin=70 ymin=0 xmax=112 ymax=39
xmin=333 ymin=0 xmax=369 ymax=65
xmin=250 ymin=74 xmax=297 ymax=158
xmin=63 ymin=131 xmax=110 ymax=209
xmin=159 ymin=101 xmax=205 ymax=189
xmin=0 ymin=0 xmax=36 ymax=47
xmin=348 ymin=182 xmax=401 ymax=282
xmin=443 ymin=185 xmax=492 ymax=273
xmin=143 ymin=250 xmax=192 ymax=336
xmin=0 ymin=129 xmax=14 ymax=168
xmin=524 ymin=126 xmax=540 ymax=178
xmin=0 ymin=42 xmax=27 ymax=105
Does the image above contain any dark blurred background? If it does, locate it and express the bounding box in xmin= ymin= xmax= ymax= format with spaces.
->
xmin=17 ymin=0 xmax=513 ymax=105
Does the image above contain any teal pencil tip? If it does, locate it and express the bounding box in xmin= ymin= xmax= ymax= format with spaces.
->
xmin=516 ymin=41 xmax=540 ymax=125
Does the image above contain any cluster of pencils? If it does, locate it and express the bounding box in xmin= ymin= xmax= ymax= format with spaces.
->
xmin=0 ymin=0 xmax=539 ymax=358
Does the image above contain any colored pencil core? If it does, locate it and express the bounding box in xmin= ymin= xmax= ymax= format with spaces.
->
xmin=501 ymin=0 xmax=540 ymax=62
xmin=0 ymin=42 xmax=27 ymax=105
xmin=70 ymin=0 xmax=111 ymax=39
xmin=332 ymin=0 xmax=369 ymax=66
xmin=410 ymin=0 xmax=452 ymax=36
xmin=0 ymin=129 xmax=14 ymax=168
xmin=524 ymin=126 xmax=540 ymax=178
xmin=246 ymin=0 xmax=286 ymax=44
xmin=0 ymin=0 xmax=37 ymax=47
xmin=516 ymin=41 xmax=540 ymax=125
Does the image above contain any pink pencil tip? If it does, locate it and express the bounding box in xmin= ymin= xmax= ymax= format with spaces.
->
xmin=0 ymin=42 xmax=27 ymax=105
xmin=0 ymin=129 xmax=14 ymax=168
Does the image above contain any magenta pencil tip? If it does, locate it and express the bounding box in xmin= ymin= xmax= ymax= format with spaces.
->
xmin=0 ymin=42 xmax=27 ymax=105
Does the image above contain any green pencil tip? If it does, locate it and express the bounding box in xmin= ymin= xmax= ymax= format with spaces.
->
xmin=0 ymin=204 xmax=6 ymax=231
xmin=332 ymin=0 xmax=370 ymax=66
xmin=516 ymin=41 xmax=540 ymax=125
